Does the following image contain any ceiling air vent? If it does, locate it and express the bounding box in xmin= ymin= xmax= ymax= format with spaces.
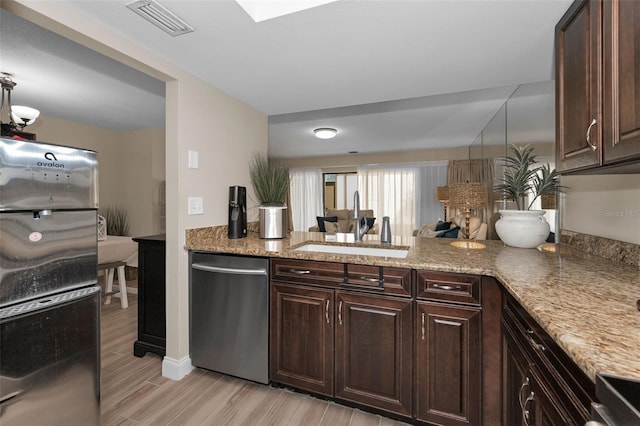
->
xmin=126 ymin=0 xmax=194 ymax=37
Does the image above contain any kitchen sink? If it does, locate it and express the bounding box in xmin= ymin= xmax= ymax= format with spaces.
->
xmin=294 ymin=243 xmax=409 ymax=258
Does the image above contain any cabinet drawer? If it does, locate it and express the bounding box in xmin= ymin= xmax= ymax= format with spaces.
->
xmin=416 ymin=271 xmax=481 ymax=305
xmin=343 ymin=264 xmax=412 ymax=297
xmin=271 ymin=259 xmax=344 ymax=287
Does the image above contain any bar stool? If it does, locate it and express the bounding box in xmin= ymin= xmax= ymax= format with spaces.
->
xmin=98 ymin=261 xmax=128 ymax=308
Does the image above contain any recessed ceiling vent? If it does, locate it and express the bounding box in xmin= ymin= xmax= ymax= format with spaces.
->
xmin=126 ymin=0 xmax=194 ymax=37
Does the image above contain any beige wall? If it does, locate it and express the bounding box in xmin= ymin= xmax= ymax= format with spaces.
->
xmin=28 ymin=114 xmax=123 ymax=208
xmin=562 ymin=174 xmax=640 ymax=245
xmin=30 ymin=114 xmax=165 ymax=237
xmin=166 ymin=72 xmax=267 ymax=366
xmin=120 ymin=128 xmax=166 ymax=236
xmin=6 ymin=0 xmax=268 ymax=378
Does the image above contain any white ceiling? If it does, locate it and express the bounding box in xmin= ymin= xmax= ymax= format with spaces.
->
xmin=0 ymin=0 xmax=570 ymax=157
xmin=0 ymin=8 xmax=166 ymax=131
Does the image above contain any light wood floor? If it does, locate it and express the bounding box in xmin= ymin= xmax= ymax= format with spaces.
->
xmin=100 ymin=288 xmax=410 ymax=426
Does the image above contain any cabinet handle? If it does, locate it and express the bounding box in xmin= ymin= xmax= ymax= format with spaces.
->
xmin=522 ymin=391 xmax=535 ymax=426
xmin=432 ymin=283 xmax=462 ymax=291
xmin=421 ymin=313 xmax=426 ymax=340
xmin=518 ymin=377 xmax=530 ymax=409
xmin=586 ymin=118 xmax=598 ymax=151
xmin=290 ymin=269 xmax=311 ymax=275
xmin=338 ymin=301 xmax=343 ymax=326
xmin=360 ymin=276 xmax=383 ymax=283
xmin=526 ymin=330 xmax=546 ymax=351
xmin=528 ymin=336 xmax=546 ymax=351
xmin=325 ymin=300 xmax=330 ymax=324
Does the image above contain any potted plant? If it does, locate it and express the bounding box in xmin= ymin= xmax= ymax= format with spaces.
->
xmin=100 ymin=205 xmax=130 ymax=236
xmin=494 ymin=144 xmax=563 ymax=248
xmin=249 ymin=153 xmax=290 ymax=239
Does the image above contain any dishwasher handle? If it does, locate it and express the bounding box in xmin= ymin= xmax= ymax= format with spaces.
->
xmin=192 ymin=263 xmax=268 ymax=276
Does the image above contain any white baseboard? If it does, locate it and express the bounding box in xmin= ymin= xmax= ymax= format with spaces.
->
xmin=162 ymin=355 xmax=194 ymax=381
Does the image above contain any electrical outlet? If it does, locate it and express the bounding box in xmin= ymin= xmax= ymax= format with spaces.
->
xmin=188 ymin=196 xmax=203 ymax=215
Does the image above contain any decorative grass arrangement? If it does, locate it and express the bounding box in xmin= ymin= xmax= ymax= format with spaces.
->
xmin=100 ymin=206 xmax=130 ymax=236
xmin=249 ymin=153 xmax=290 ymax=205
xmin=495 ymin=144 xmax=563 ymax=210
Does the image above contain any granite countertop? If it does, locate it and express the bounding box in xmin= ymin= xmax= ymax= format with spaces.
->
xmin=185 ymin=227 xmax=640 ymax=383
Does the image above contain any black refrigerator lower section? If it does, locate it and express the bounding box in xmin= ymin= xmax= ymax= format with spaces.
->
xmin=190 ymin=253 xmax=269 ymax=385
xmin=0 ymin=286 xmax=101 ymax=426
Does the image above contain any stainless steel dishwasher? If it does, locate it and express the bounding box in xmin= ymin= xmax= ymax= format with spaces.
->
xmin=189 ymin=253 xmax=269 ymax=384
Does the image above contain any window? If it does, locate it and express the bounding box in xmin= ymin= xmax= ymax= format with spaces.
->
xmin=358 ymin=162 xmax=447 ymax=236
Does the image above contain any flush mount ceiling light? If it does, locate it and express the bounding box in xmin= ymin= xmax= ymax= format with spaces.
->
xmin=236 ymin=0 xmax=339 ymax=23
xmin=126 ymin=0 xmax=194 ymax=37
xmin=314 ymin=128 xmax=337 ymax=139
xmin=0 ymin=73 xmax=40 ymax=137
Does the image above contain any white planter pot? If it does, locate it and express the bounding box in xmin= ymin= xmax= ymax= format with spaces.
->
xmin=259 ymin=205 xmax=287 ymax=239
xmin=495 ymin=210 xmax=550 ymax=249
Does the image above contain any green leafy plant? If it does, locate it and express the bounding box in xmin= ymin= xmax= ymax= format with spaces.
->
xmin=249 ymin=153 xmax=290 ymax=205
xmin=100 ymin=206 xmax=130 ymax=236
xmin=495 ymin=144 xmax=563 ymax=210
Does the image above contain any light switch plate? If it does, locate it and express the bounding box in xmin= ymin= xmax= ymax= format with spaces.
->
xmin=188 ymin=150 xmax=199 ymax=169
xmin=188 ymin=196 xmax=203 ymax=215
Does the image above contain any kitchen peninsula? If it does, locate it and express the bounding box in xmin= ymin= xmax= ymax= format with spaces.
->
xmin=185 ymin=226 xmax=640 ymax=423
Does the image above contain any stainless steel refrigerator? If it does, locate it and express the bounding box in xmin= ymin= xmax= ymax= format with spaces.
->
xmin=0 ymin=137 xmax=100 ymax=425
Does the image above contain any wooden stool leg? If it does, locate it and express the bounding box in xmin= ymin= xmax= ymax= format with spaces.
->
xmin=117 ymin=265 xmax=128 ymax=308
xmin=104 ymin=268 xmax=114 ymax=305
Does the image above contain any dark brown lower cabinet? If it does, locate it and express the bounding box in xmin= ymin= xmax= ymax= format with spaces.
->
xmin=335 ymin=291 xmax=413 ymax=417
xmin=269 ymin=282 xmax=334 ymax=397
xmin=502 ymin=294 xmax=595 ymax=425
xmin=270 ymin=261 xmax=505 ymax=423
xmin=503 ymin=319 xmax=572 ymax=425
xmin=415 ymin=301 xmax=481 ymax=425
xmin=270 ymin=282 xmax=413 ymax=417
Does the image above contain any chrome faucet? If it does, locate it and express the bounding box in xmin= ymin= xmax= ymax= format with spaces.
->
xmin=352 ymin=190 xmax=369 ymax=242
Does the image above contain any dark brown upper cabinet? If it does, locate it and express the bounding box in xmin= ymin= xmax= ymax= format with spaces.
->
xmin=556 ymin=0 xmax=640 ymax=174
xmin=602 ymin=0 xmax=640 ymax=164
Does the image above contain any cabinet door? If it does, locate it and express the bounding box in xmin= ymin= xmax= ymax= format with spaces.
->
xmin=134 ymin=239 xmax=166 ymax=357
xmin=603 ymin=0 xmax=640 ymax=163
xmin=503 ymin=326 xmax=531 ymax=426
xmin=416 ymin=301 xmax=481 ymax=426
xmin=528 ymin=368 xmax=574 ymax=426
xmin=335 ymin=291 xmax=412 ymax=417
xmin=556 ymin=0 xmax=602 ymax=172
xmin=270 ymin=283 xmax=334 ymax=396
xmin=503 ymin=299 xmax=579 ymax=426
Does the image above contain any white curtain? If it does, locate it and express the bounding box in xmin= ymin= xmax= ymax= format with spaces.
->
xmin=415 ymin=162 xmax=448 ymax=225
xmin=357 ymin=165 xmax=417 ymax=237
xmin=289 ymin=168 xmax=323 ymax=231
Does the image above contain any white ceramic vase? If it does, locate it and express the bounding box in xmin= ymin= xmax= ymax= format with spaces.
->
xmin=495 ymin=210 xmax=550 ymax=249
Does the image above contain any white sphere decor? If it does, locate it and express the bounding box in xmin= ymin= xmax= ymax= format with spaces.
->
xmin=495 ymin=210 xmax=550 ymax=249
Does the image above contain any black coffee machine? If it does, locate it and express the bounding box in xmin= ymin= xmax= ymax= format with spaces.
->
xmin=228 ymin=186 xmax=247 ymax=239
